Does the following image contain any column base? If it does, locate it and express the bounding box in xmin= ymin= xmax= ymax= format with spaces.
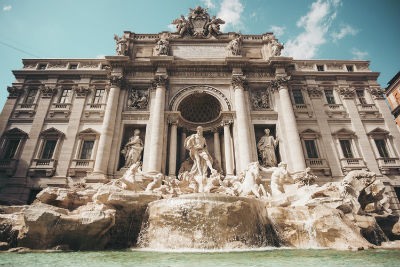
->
xmin=85 ymin=172 xmax=110 ymax=183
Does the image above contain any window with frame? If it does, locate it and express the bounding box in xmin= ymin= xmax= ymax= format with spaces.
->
xmin=93 ymin=89 xmax=105 ymax=104
xmin=79 ymin=140 xmax=94 ymax=159
xmin=40 ymin=139 xmax=57 ymax=159
xmin=339 ymin=139 xmax=354 ymax=158
xmin=374 ymin=139 xmax=390 ymax=158
xmin=24 ymin=89 xmax=38 ymax=104
xmin=317 ymin=65 xmax=324 ymax=71
xmin=37 ymin=63 xmax=47 ymax=70
xmin=59 ymin=89 xmax=72 ymax=103
xmin=356 ymin=89 xmax=367 ymax=105
xmin=69 ymin=64 xmax=78 ymax=70
xmin=304 ymin=140 xmax=319 ymax=158
xmin=324 ymin=89 xmax=336 ymax=104
xmin=292 ymin=89 xmax=305 ymax=104
xmin=0 ymin=128 xmax=28 ymax=161
xmin=1 ymin=139 xmax=21 ymax=159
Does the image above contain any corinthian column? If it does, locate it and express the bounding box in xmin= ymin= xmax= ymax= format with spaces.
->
xmin=90 ymin=75 xmax=122 ymax=180
xmin=213 ymin=128 xmax=222 ymax=170
xmin=232 ymin=75 xmax=253 ymax=172
xmin=146 ymin=75 xmax=167 ymax=174
xmin=273 ymin=76 xmax=306 ymax=172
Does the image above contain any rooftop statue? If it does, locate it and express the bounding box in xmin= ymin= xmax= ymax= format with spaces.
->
xmin=113 ymin=34 xmax=128 ymax=56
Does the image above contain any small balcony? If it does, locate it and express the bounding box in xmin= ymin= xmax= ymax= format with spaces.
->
xmin=292 ymin=104 xmax=313 ymax=118
xmin=305 ymin=158 xmax=331 ymax=175
xmin=357 ymin=104 xmax=381 ymax=119
xmin=377 ymin=158 xmax=400 ymax=174
xmin=324 ymin=104 xmax=347 ymax=118
xmin=340 ymin=158 xmax=367 ymax=173
xmin=84 ymin=103 xmax=106 ymax=118
xmin=28 ymin=159 xmax=57 ymax=177
xmin=49 ymin=103 xmax=72 ymax=118
xmin=13 ymin=103 xmax=37 ymax=117
xmin=68 ymin=159 xmax=94 ymax=177
xmin=0 ymin=159 xmax=18 ymax=176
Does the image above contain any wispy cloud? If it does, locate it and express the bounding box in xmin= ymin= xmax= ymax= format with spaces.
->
xmin=331 ymin=24 xmax=358 ymax=41
xmin=217 ymin=0 xmax=244 ymax=31
xmin=3 ymin=5 xmax=12 ymax=11
xmin=270 ymin=25 xmax=286 ymax=37
xmin=351 ymin=48 xmax=368 ymax=60
xmin=201 ymin=0 xmax=216 ymax=9
xmin=167 ymin=24 xmax=176 ymax=32
xmin=283 ymin=0 xmax=340 ymax=59
xmin=96 ymin=55 xmax=105 ymax=59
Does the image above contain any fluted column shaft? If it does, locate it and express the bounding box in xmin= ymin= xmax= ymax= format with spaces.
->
xmin=223 ymin=122 xmax=234 ymax=175
xmin=168 ymin=121 xmax=178 ymax=176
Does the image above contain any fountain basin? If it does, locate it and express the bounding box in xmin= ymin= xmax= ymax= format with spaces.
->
xmin=138 ymin=193 xmax=279 ymax=249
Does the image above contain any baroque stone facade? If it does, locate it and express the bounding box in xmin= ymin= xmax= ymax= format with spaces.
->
xmin=0 ymin=6 xmax=400 ymax=212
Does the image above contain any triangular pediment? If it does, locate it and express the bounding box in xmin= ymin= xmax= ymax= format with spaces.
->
xmin=367 ymin=127 xmax=390 ymax=136
xmin=3 ymin=127 xmax=28 ymax=137
xmin=300 ymin=129 xmax=320 ymax=137
xmin=332 ymin=128 xmax=356 ymax=137
xmin=40 ymin=127 xmax=64 ymax=137
xmin=78 ymin=128 xmax=100 ymax=136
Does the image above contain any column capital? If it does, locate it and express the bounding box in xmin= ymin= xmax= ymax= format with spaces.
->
xmin=307 ymin=86 xmax=323 ymax=98
xmin=368 ymin=87 xmax=385 ymax=100
xmin=151 ymin=75 xmax=169 ymax=89
xmin=231 ymin=75 xmax=246 ymax=90
xmin=335 ymin=86 xmax=355 ymax=99
xmin=73 ymin=85 xmax=92 ymax=98
xmin=39 ymin=84 xmax=58 ymax=98
xmin=221 ymin=119 xmax=233 ymax=126
xmin=7 ymin=86 xmax=24 ymax=99
xmin=269 ymin=75 xmax=291 ymax=92
xmin=109 ymin=74 xmax=124 ymax=87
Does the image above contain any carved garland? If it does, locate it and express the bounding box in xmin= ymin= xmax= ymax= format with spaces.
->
xmin=307 ymin=87 xmax=323 ymax=98
xmin=73 ymin=85 xmax=92 ymax=98
xmin=7 ymin=86 xmax=24 ymax=98
xmin=368 ymin=87 xmax=385 ymax=100
xmin=40 ymin=85 xmax=58 ymax=98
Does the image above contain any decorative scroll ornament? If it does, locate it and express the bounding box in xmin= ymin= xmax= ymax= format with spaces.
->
xmin=307 ymin=87 xmax=323 ymax=98
xmin=368 ymin=87 xmax=385 ymax=100
xmin=110 ymin=75 xmax=124 ymax=87
xmin=171 ymin=6 xmax=225 ymax=38
xmin=40 ymin=85 xmax=58 ymax=98
xmin=335 ymin=86 xmax=355 ymax=99
xmin=269 ymin=75 xmax=291 ymax=91
xmin=73 ymin=85 xmax=92 ymax=98
xmin=152 ymin=75 xmax=168 ymax=89
xmin=7 ymin=86 xmax=24 ymax=98
xmin=127 ymin=88 xmax=149 ymax=110
xmin=231 ymin=75 xmax=246 ymax=89
xmin=154 ymin=38 xmax=170 ymax=56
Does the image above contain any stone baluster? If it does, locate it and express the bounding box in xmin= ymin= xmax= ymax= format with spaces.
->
xmin=146 ymin=75 xmax=167 ymax=174
xmin=168 ymin=119 xmax=178 ymax=176
xmin=90 ymin=75 xmax=122 ymax=180
xmin=222 ymin=120 xmax=234 ymax=176
xmin=232 ymin=75 xmax=253 ymax=172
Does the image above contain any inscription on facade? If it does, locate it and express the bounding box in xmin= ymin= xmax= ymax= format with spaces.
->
xmin=172 ymin=45 xmax=226 ymax=59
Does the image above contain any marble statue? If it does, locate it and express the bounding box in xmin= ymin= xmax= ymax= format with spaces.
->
xmin=114 ymin=34 xmax=128 ymax=56
xmin=154 ymin=38 xmax=170 ymax=56
xmin=121 ymin=129 xmax=143 ymax=167
xmin=171 ymin=15 xmax=190 ymax=37
xmin=205 ymin=15 xmax=225 ymax=37
xmin=257 ymin=129 xmax=279 ymax=167
xmin=227 ymin=35 xmax=243 ymax=56
xmin=184 ymin=126 xmax=216 ymax=178
xmin=239 ymin=162 xmax=268 ymax=198
xmin=270 ymin=162 xmax=293 ymax=196
xmin=270 ymin=39 xmax=283 ymax=57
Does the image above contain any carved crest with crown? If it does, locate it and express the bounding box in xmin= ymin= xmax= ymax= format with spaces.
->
xmin=171 ymin=6 xmax=225 ymax=38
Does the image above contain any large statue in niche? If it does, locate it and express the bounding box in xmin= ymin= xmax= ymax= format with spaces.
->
xmin=257 ymin=128 xmax=279 ymax=167
xmin=184 ymin=126 xmax=217 ymax=178
xmin=121 ymin=129 xmax=144 ymax=167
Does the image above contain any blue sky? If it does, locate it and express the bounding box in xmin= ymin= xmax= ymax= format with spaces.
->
xmin=0 ymin=0 xmax=399 ymax=110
